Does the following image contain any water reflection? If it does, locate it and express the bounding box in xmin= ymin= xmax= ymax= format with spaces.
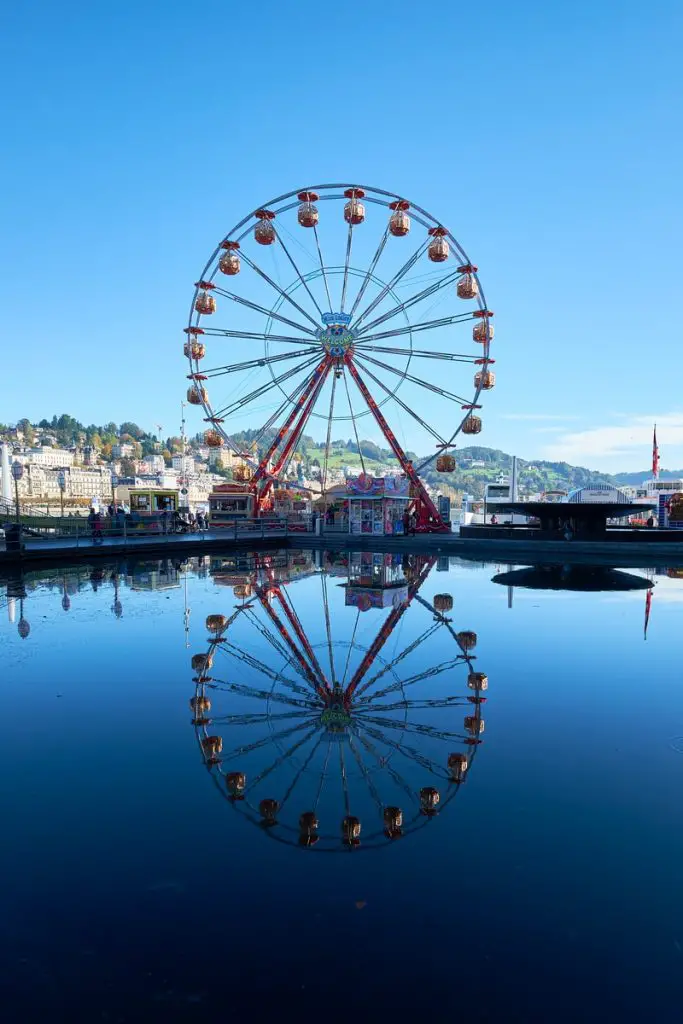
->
xmin=191 ymin=551 xmax=487 ymax=851
xmin=491 ymin=565 xmax=654 ymax=592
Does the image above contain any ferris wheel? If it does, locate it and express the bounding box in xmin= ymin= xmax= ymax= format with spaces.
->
xmin=189 ymin=552 xmax=488 ymax=851
xmin=184 ymin=183 xmax=495 ymax=532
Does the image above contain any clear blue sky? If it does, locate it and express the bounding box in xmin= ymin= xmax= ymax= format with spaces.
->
xmin=2 ymin=0 xmax=681 ymax=472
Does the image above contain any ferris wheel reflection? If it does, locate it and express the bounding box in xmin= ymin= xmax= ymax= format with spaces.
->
xmin=190 ymin=551 xmax=488 ymax=851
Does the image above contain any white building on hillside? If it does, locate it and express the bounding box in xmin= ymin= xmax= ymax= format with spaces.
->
xmin=17 ymin=446 xmax=75 ymax=468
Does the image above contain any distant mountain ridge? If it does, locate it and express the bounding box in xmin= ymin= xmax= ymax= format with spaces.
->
xmin=610 ymin=469 xmax=683 ymax=486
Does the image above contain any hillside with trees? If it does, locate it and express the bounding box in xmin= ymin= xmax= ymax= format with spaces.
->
xmin=1 ymin=415 xmax=659 ymax=499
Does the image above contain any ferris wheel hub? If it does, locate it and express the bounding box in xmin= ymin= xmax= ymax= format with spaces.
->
xmin=317 ymin=312 xmax=356 ymax=357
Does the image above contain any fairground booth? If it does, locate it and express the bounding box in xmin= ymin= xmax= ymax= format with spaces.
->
xmin=346 ymin=475 xmax=411 ymax=536
xmin=345 ymin=552 xmax=409 ymax=610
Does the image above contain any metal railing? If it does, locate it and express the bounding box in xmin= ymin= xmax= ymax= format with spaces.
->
xmin=1 ymin=514 xmax=316 ymax=551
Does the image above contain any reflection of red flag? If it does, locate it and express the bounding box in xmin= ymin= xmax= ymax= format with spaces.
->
xmin=644 ymin=588 xmax=652 ymax=640
xmin=653 ymin=425 xmax=660 ymax=479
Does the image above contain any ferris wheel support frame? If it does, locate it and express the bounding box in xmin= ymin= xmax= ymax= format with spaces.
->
xmin=344 ymin=555 xmax=437 ymax=700
xmin=344 ymin=358 xmax=447 ymax=532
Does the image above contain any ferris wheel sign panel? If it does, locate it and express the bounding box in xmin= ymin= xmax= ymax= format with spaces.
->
xmin=184 ymin=183 xmax=495 ymax=532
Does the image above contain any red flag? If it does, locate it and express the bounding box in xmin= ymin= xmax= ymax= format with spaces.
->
xmin=652 ymin=424 xmax=660 ymax=479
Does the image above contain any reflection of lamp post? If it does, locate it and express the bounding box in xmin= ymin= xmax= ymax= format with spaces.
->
xmin=111 ymin=573 xmax=123 ymax=618
xmin=11 ymin=460 xmax=23 ymax=525
xmin=57 ymin=469 xmax=66 ymax=518
xmin=17 ymin=597 xmax=30 ymax=639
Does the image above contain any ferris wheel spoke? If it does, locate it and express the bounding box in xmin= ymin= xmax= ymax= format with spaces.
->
xmin=355 ymin=352 xmax=472 ymax=406
xmin=353 ymin=623 xmax=441 ymax=701
xmin=251 ymin=357 xmax=330 ymax=489
xmin=347 ymin=733 xmax=385 ymax=815
xmin=270 ymin=586 xmax=330 ymax=692
xmin=341 ymin=610 xmax=361 ymax=686
xmin=205 ymin=328 xmax=321 ymax=347
xmin=342 ymin=372 xmax=366 ymax=476
xmin=313 ymin=738 xmax=333 ymax=812
xmin=348 ymin=228 xmax=389 ymax=318
xmin=255 ymin=582 xmax=330 ymax=696
xmin=349 ymin=359 xmax=447 ymax=446
xmin=210 ymin=678 xmax=316 ymax=711
xmin=360 ymin=723 xmax=449 ymax=779
xmin=351 ymin=239 xmax=429 ymax=332
xmin=361 ymin=658 xmax=464 ymax=703
xmin=357 ymin=696 xmax=468 ymax=714
xmin=356 ymin=346 xmax=477 ymax=364
xmin=220 ymin=637 xmax=313 ymax=695
xmin=339 ymin=742 xmax=351 ymax=818
xmin=218 ymin=717 xmax=319 ymax=766
xmin=277 ymin=732 xmax=326 ymax=810
xmin=357 ymin=711 xmax=469 ymax=744
xmin=245 ymin=724 xmax=321 ymax=793
xmin=212 ymin=286 xmax=318 ymax=337
xmin=242 ymin=608 xmax=317 ymax=695
xmin=210 ymin=709 xmax=312 ymax=727
xmin=212 ymin=354 xmax=321 ymax=419
xmin=355 ymin=732 xmax=418 ymax=804
xmin=310 ymin=224 xmax=333 ymax=311
xmin=202 ymin=347 xmax=320 ymax=379
xmin=340 ymin=220 xmax=354 ymax=312
xmin=355 ymin=269 xmax=460 ymax=336
xmin=246 ymin=371 xmax=321 ymax=454
xmin=352 ymin=312 xmax=475 ymax=345
xmin=321 ymin=572 xmax=336 ymax=686
xmin=237 ymin=249 xmax=321 ymax=330
xmin=320 ymin=372 xmax=338 ymax=503
xmin=275 ymin=232 xmax=325 ymax=319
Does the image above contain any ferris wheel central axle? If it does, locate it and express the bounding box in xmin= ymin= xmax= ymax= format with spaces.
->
xmin=317 ymin=312 xmax=356 ymax=358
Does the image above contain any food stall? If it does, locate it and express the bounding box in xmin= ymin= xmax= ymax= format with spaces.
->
xmin=346 ymin=475 xmax=410 ymax=536
xmin=208 ymin=483 xmax=255 ymax=527
xmin=114 ymin=486 xmax=179 ymax=532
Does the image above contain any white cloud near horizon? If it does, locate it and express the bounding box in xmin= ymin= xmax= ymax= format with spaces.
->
xmin=541 ymin=412 xmax=683 ymax=471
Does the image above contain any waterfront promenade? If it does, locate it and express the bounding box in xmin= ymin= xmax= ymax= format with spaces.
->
xmin=3 ymin=521 xmax=683 ymax=569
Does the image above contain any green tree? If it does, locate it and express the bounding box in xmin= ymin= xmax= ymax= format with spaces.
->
xmin=119 ymin=421 xmax=145 ymax=439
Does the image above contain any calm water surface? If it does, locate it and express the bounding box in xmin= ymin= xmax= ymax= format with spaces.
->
xmin=3 ymin=550 xmax=683 ymax=1022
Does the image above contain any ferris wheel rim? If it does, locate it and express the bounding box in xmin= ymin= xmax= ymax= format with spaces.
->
xmin=185 ymin=182 xmax=493 ymax=499
xmin=192 ymin=559 xmax=485 ymax=851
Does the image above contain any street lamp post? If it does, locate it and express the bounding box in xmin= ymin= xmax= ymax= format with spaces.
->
xmin=11 ymin=460 xmax=24 ymax=525
xmin=57 ymin=469 xmax=66 ymax=518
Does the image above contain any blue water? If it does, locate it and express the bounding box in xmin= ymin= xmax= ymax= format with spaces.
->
xmin=3 ymin=551 xmax=683 ymax=1021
